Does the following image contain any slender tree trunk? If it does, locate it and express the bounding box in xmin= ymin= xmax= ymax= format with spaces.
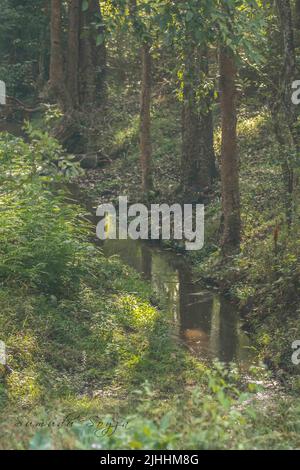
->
xmin=129 ymin=0 xmax=153 ymax=193
xmin=296 ymin=0 xmax=300 ymax=18
xmin=181 ymin=45 xmax=216 ymax=197
xmin=206 ymin=108 xmax=218 ymax=181
xmin=37 ymin=0 xmax=49 ymax=91
xmin=277 ymin=0 xmax=296 ymax=124
xmin=219 ymin=46 xmax=241 ymax=253
xmin=294 ymin=0 xmax=300 ymax=32
xmin=140 ymin=41 xmax=153 ymax=194
xmin=79 ymin=0 xmax=106 ymax=107
xmin=67 ymin=0 xmax=80 ymax=108
xmin=49 ymin=0 xmax=65 ymax=103
xmin=276 ymin=0 xmax=297 ymax=224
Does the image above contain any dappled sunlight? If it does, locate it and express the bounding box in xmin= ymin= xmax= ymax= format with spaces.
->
xmin=1 ymin=0 xmax=300 ymax=451
xmin=238 ymin=113 xmax=268 ymax=138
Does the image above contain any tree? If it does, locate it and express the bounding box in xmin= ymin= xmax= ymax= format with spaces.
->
xmin=217 ymin=0 xmax=262 ymax=253
xmin=275 ymin=0 xmax=297 ymax=224
xmin=67 ymin=0 xmax=81 ymax=108
xmin=128 ymin=0 xmax=153 ymax=194
xmin=219 ymin=45 xmax=241 ymax=253
xmin=140 ymin=40 xmax=153 ymax=193
xmin=49 ymin=0 xmax=106 ymax=110
xmin=79 ymin=0 xmax=106 ymax=107
xmin=49 ymin=0 xmax=66 ymax=104
xmin=295 ymin=0 xmax=300 ymax=30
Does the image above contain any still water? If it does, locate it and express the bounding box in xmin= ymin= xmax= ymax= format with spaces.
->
xmin=102 ymin=238 xmax=255 ymax=365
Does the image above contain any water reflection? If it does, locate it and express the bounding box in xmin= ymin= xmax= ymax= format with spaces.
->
xmin=102 ymin=238 xmax=254 ymax=364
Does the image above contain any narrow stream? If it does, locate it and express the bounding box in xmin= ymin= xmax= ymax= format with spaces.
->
xmin=66 ymin=179 xmax=256 ymax=367
xmin=0 ymin=119 xmax=256 ymax=367
xmin=102 ymin=238 xmax=255 ymax=365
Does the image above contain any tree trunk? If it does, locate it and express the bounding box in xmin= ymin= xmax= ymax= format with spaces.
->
xmin=219 ymin=46 xmax=241 ymax=254
xmin=294 ymin=0 xmax=300 ymax=34
xmin=67 ymin=0 xmax=80 ymax=108
xmin=181 ymin=46 xmax=216 ymax=197
xmin=37 ymin=0 xmax=49 ymax=91
xmin=277 ymin=0 xmax=296 ymax=124
xmin=128 ymin=0 xmax=153 ymax=194
xmin=276 ymin=0 xmax=297 ymax=224
xmin=140 ymin=42 xmax=153 ymax=194
xmin=79 ymin=0 xmax=106 ymax=107
xmin=49 ymin=0 xmax=65 ymax=103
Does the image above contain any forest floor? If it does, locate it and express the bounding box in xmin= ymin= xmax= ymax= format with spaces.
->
xmin=1 ymin=92 xmax=300 ymax=449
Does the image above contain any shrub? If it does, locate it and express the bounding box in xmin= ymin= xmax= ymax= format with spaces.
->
xmin=0 ymin=130 xmax=92 ymax=296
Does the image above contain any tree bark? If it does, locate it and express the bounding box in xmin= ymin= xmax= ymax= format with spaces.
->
xmin=294 ymin=0 xmax=300 ymax=33
xmin=276 ymin=0 xmax=297 ymax=224
xmin=140 ymin=41 xmax=153 ymax=194
xmin=79 ymin=0 xmax=106 ymax=107
xmin=37 ymin=0 xmax=49 ymax=91
xmin=67 ymin=0 xmax=81 ymax=108
xmin=219 ymin=46 xmax=241 ymax=253
xmin=49 ymin=0 xmax=65 ymax=103
xmin=276 ymin=0 xmax=296 ymax=124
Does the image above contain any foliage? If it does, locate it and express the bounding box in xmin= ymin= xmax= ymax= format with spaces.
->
xmin=0 ymin=0 xmax=48 ymax=98
xmin=0 ymin=131 xmax=86 ymax=296
xmin=1 ymin=0 xmax=300 ymax=453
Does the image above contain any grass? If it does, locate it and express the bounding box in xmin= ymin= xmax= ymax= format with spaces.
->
xmin=0 ymin=262 xmax=208 ymax=449
xmin=1 ymin=94 xmax=300 ymax=449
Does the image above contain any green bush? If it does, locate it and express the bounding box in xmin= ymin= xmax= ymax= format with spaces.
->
xmin=0 ymin=130 xmax=91 ymax=296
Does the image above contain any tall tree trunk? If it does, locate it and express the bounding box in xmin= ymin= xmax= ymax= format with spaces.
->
xmin=67 ymin=0 xmax=80 ymax=108
xmin=79 ymin=0 xmax=106 ymax=108
xmin=140 ymin=41 xmax=153 ymax=194
xmin=181 ymin=46 xmax=216 ymax=197
xmin=277 ymin=0 xmax=296 ymax=125
xmin=206 ymin=108 xmax=218 ymax=181
xmin=129 ymin=0 xmax=153 ymax=193
xmin=49 ymin=0 xmax=65 ymax=104
xmin=219 ymin=46 xmax=241 ymax=253
xmin=37 ymin=0 xmax=49 ymax=91
xmin=276 ymin=0 xmax=297 ymax=224
xmin=294 ymin=0 xmax=300 ymax=43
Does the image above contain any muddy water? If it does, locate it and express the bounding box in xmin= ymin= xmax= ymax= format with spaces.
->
xmin=102 ymin=238 xmax=255 ymax=365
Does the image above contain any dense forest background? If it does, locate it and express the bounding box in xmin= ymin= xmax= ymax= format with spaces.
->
xmin=0 ymin=0 xmax=300 ymax=450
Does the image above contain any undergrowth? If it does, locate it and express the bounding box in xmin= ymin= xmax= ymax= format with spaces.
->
xmin=1 ymin=114 xmax=300 ymax=450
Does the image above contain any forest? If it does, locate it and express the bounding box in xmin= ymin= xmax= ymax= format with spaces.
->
xmin=0 ymin=0 xmax=300 ymax=451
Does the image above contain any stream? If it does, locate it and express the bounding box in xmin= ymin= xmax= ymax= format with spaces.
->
xmin=101 ymin=238 xmax=256 ymax=366
xmin=68 ymin=182 xmax=256 ymax=367
xmin=65 ymin=178 xmax=257 ymax=367
xmin=0 ymin=119 xmax=256 ymax=368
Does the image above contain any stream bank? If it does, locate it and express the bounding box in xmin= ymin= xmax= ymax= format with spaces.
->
xmin=68 ymin=181 xmax=257 ymax=369
xmin=0 ymin=122 xmax=299 ymax=450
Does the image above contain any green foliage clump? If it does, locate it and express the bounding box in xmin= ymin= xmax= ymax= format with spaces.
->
xmin=0 ymin=130 xmax=89 ymax=296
